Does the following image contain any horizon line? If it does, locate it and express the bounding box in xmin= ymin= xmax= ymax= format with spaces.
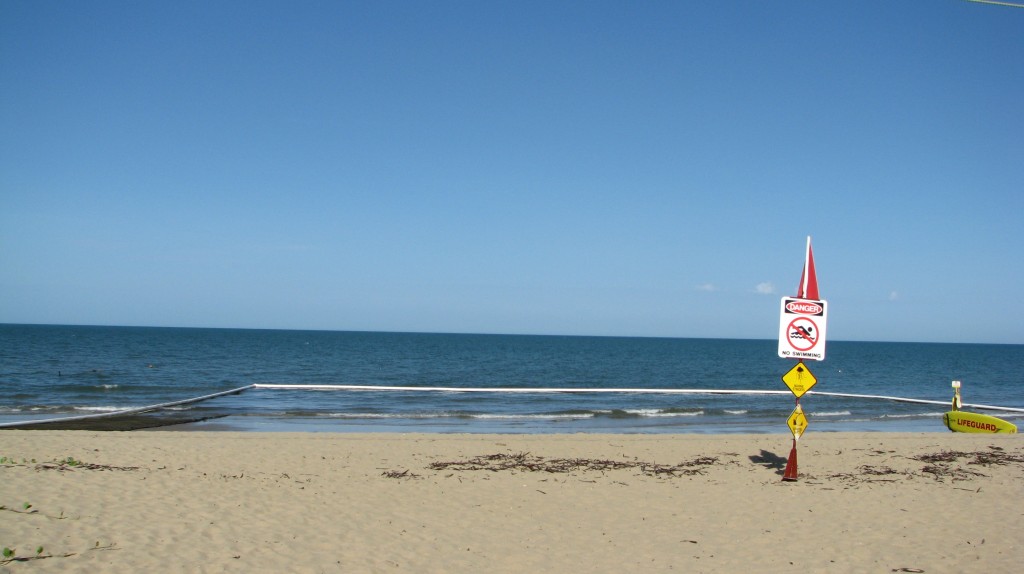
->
xmin=1 ymin=321 xmax=1019 ymax=346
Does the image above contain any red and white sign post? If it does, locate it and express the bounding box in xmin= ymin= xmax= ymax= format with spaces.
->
xmin=778 ymin=237 xmax=827 ymax=481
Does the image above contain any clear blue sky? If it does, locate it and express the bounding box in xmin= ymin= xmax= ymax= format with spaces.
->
xmin=2 ymin=1 xmax=1022 ymax=344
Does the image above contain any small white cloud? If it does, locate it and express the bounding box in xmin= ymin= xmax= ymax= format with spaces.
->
xmin=755 ymin=282 xmax=775 ymax=295
xmin=695 ymin=283 xmax=717 ymax=292
xmin=889 ymin=290 xmax=899 ymax=301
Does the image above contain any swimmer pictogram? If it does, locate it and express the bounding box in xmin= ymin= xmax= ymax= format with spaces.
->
xmin=786 ymin=317 xmax=819 ymax=351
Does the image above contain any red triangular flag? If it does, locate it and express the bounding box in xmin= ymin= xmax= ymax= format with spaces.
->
xmin=797 ymin=237 xmax=819 ymax=300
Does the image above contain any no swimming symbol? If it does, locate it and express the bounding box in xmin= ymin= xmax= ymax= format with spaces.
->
xmin=787 ymin=317 xmax=819 ymax=351
xmin=777 ymin=296 xmax=827 ymax=361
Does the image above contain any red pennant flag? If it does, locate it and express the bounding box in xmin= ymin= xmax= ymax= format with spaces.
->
xmin=797 ymin=237 xmax=819 ymax=300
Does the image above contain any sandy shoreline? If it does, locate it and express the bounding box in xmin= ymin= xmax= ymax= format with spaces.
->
xmin=2 ymin=431 xmax=1022 ymax=573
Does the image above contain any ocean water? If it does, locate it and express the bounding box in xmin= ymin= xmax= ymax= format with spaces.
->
xmin=1 ymin=324 xmax=1022 ymax=433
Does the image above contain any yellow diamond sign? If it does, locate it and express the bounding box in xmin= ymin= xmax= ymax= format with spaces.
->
xmin=788 ymin=404 xmax=808 ymax=439
xmin=782 ymin=361 xmax=817 ymax=398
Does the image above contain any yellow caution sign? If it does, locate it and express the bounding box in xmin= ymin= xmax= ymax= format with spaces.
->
xmin=788 ymin=404 xmax=808 ymax=439
xmin=781 ymin=361 xmax=817 ymax=398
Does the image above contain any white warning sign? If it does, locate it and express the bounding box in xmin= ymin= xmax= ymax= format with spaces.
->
xmin=778 ymin=297 xmax=828 ymax=361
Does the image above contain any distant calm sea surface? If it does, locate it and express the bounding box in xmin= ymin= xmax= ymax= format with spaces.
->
xmin=1 ymin=324 xmax=1022 ymax=433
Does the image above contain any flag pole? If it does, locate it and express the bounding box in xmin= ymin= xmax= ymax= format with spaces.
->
xmin=802 ymin=236 xmax=811 ymax=298
xmin=784 ymin=236 xmax=816 ymax=482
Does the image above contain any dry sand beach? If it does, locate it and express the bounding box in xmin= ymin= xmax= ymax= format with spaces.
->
xmin=1 ymin=431 xmax=1022 ymax=573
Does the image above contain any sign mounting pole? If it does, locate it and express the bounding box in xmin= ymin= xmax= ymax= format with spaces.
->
xmin=779 ymin=236 xmax=827 ymax=482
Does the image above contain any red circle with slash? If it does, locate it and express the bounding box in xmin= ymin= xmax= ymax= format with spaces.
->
xmin=787 ymin=317 xmax=819 ymax=351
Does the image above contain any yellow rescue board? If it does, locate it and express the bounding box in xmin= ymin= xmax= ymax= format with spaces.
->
xmin=943 ymin=411 xmax=1017 ymax=434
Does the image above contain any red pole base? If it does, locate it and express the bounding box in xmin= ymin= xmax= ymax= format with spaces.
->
xmin=782 ymin=442 xmax=798 ymax=482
